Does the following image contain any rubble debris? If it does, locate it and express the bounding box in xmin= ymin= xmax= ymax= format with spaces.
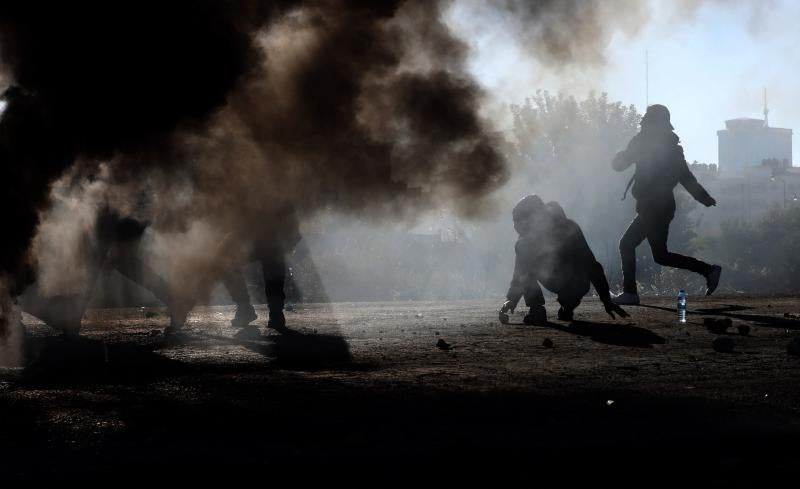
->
xmin=787 ymin=337 xmax=800 ymax=357
xmin=712 ymin=336 xmax=735 ymax=353
xmin=542 ymin=338 xmax=554 ymax=349
xmin=704 ymin=317 xmax=732 ymax=334
xmin=783 ymin=312 xmax=800 ymax=320
xmin=436 ymin=338 xmax=451 ymax=350
xmin=737 ymin=325 xmax=751 ymax=336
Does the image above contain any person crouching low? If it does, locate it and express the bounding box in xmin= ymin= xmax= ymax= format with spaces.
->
xmin=499 ymin=195 xmax=628 ymax=325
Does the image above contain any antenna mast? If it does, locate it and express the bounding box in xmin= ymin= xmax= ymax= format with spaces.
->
xmin=763 ymin=87 xmax=769 ymax=127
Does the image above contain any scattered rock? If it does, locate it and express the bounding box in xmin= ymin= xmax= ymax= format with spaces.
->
xmin=145 ymin=311 xmax=158 ymax=319
xmin=737 ymin=325 xmax=751 ymax=336
xmin=606 ymin=400 xmax=615 ymax=406
xmin=784 ymin=312 xmax=800 ymax=320
xmin=713 ymin=336 xmax=736 ymax=353
xmin=149 ymin=329 xmax=161 ymax=337
xmin=436 ymin=338 xmax=451 ymax=350
xmin=787 ymin=337 xmax=800 ymax=357
xmin=415 ymin=313 xmax=423 ymax=318
xmin=542 ymin=338 xmax=554 ymax=348
xmin=498 ymin=310 xmax=509 ymax=324
xmin=435 ymin=331 xmax=439 ymax=336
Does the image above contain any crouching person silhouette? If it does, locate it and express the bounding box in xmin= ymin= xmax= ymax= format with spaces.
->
xmin=499 ymin=195 xmax=628 ymax=325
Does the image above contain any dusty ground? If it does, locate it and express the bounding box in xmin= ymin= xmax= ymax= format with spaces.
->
xmin=2 ymin=295 xmax=800 ymax=487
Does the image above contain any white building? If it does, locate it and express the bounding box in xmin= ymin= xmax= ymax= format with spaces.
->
xmin=717 ymin=117 xmax=792 ymax=176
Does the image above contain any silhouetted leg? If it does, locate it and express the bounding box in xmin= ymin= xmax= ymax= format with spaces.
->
xmin=222 ymin=269 xmax=257 ymax=327
xmin=22 ymin=234 xmax=110 ymax=336
xmin=262 ymin=253 xmax=286 ymax=328
xmin=521 ymin=275 xmax=546 ymax=324
xmin=645 ymin=216 xmax=713 ymax=277
xmin=556 ymin=278 xmax=591 ymax=319
xmin=222 ymin=269 xmax=251 ymax=307
xmin=109 ymin=243 xmax=172 ymax=306
xmin=619 ymin=215 xmax=647 ymax=293
xmin=523 ymin=278 xmax=545 ymax=308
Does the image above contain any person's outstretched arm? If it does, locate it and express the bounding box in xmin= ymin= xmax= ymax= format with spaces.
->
xmin=676 ymin=146 xmax=716 ymax=207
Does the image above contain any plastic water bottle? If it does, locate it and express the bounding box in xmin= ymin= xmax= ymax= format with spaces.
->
xmin=677 ymin=290 xmax=687 ymax=323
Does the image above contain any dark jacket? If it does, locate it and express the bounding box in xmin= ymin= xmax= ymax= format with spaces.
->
xmin=506 ymin=205 xmax=612 ymax=306
xmin=613 ymin=127 xmax=712 ymax=216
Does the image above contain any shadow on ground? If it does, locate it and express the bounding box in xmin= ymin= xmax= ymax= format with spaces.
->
xmin=18 ymin=324 xmax=358 ymax=387
xmin=232 ymin=325 xmax=353 ymax=369
xmin=550 ymin=320 xmax=666 ymax=348
xmin=640 ymin=303 xmax=800 ymax=330
xmin=20 ymin=335 xmax=190 ymax=386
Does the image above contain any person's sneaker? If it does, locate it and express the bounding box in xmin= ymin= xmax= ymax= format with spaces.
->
xmin=557 ymin=307 xmax=574 ymax=321
xmin=523 ymin=305 xmax=547 ymax=325
xmin=706 ymin=265 xmax=722 ymax=296
xmin=613 ymin=292 xmax=640 ymax=306
xmin=231 ymin=303 xmax=257 ymax=327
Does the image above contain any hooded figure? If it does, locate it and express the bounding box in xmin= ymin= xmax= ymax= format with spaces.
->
xmin=499 ymin=195 xmax=628 ymax=324
xmin=612 ymin=104 xmax=722 ymax=305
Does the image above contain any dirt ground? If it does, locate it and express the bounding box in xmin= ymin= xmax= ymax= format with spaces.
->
xmin=2 ymin=295 xmax=800 ymax=487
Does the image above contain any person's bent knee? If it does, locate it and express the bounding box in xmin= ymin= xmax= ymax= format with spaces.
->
xmin=652 ymin=250 xmax=670 ymax=266
xmin=619 ymin=237 xmax=636 ymax=253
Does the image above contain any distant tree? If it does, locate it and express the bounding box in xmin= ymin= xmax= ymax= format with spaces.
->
xmin=510 ymin=91 xmax=641 ymax=179
xmin=698 ymin=207 xmax=800 ymax=292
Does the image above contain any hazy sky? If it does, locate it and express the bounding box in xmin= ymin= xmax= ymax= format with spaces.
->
xmin=448 ymin=0 xmax=799 ymax=166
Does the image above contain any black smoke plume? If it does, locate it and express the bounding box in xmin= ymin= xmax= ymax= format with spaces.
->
xmin=0 ymin=1 xmax=510 ymax=324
